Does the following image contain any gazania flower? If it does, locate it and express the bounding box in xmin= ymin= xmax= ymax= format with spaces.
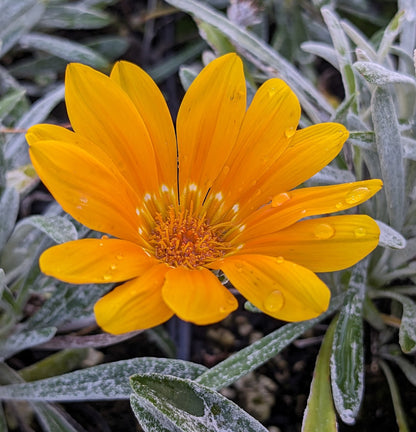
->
xmin=27 ymin=54 xmax=382 ymax=334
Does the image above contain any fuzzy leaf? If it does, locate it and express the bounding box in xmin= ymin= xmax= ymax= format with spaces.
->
xmin=32 ymin=402 xmax=80 ymax=432
xmin=20 ymin=33 xmax=108 ymax=69
xmin=376 ymin=220 xmax=406 ymax=249
xmin=19 ymin=215 xmax=78 ymax=245
xmin=371 ymin=86 xmax=405 ymax=230
xmin=331 ymin=260 xmax=367 ymax=425
xmin=0 ymin=327 xmax=57 ymax=361
xmin=0 ymin=187 xmax=19 ymax=251
xmin=0 ymin=89 xmax=26 ymax=122
xmin=0 ymin=358 xmax=207 ymax=401
xmin=130 ymin=374 xmax=268 ymax=432
xmin=354 ymin=61 xmax=416 ymax=86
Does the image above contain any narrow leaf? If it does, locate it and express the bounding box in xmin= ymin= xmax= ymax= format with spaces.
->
xmin=130 ymin=374 xmax=268 ymax=432
xmin=0 ymin=89 xmax=26 ymax=122
xmin=331 ymin=260 xmax=367 ymax=425
xmin=0 ymin=187 xmax=19 ymax=251
xmin=371 ymin=86 xmax=405 ymax=230
xmin=376 ymin=220 xmax=407 ymax=249
xmin=32 ymin=402 xmax=81 ymax=432
xmin=0 ymin=327 xmax=57 ymax=361
xmin=377 ymin=10 xmax=405 ymax=61
xmin=355 ymin=61 xmax=416 ymax=86
xmin=20 ymin=33 xmax=108 ymax=69
xmin=196 ymin=295 xmax=343 ymax=390
xmin=302 ymin=318 xmax=338 ymax=432
xmin=0 ymin=358 xmax=207 ymax=401
xmin=373 ymin=291 xmax=416 ymax=354
xmin=19 ymin=215 xmax=78 ymax=244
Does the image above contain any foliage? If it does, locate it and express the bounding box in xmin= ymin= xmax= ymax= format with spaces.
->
xmin=0 ymin=0 xmax=415 ymax=431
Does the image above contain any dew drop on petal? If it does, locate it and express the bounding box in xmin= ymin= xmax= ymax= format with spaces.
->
xmin=222 ymin=165 xmax=230 ymax=175
xmin=345 ymin=187 xmax=370 ymax=205
xmin=335 ymin=201 xmax=343 ymax=209
xmin=285 ymin=126 xmax=296 ymax=138
xmin=103 ymin=274 xmax=112 ymax=281
xmin=276 ymin=256 xmax=284 ymax=264
xmin=264 ymin=290 xmax=285 ymax=313
xmin=354 ymin=227 xmax=367 ymax=238
xmin=101 ymin=235 xmax=109 ymax=240
xmin=116 ymin=254 xmax=123 ymax=260
xmin=272 ymin=192 xmax=291 ymax=207
xmin=313 ymin=223 xmax=335 ymax=239
xmin=110 ymin=264 xmax=117 ymax=270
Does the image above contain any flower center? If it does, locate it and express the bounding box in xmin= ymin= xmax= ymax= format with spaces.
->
xmin=149 ymin=207 xmax=229 ymax=268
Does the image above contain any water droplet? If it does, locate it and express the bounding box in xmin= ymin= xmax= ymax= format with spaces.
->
xmin=251 ymin=180 xmax=257 ymax=187
xmin=345 ymin=187 xmax=370 ymax=205
xmin=354 ymin=227 xmax=367 ymax=238
xmin=235 ymin=263 xmax=244 ymax=272
xmin=99 ymin=242 xmax=104 ymax=247
xmin=222 ymin=165 xmax=230 ymax=175
xmin=335 ymin=201 xmax=343 ymax=209
xmin=79 ymin=197 xmax=88 ymax=205
xmin=101 ymin=235 xmax=109 ymax=240
xmin=103 ymin=274 xmax=112 ymax=281
xmin=285 ymin=126 xmax=296 ymax=138
xmin=116 ymin=254 xmax=123 ymax=260
xmin=264 ymin=290 xmax=285 ymax=313
xmin=255 ymin=189 xmax=262 ymax=196
xmin=272 ymin=192 xmax=291 ymax=207
xmin=110 ymin=264 xmax=117 ymax=270
xmin=232 ymin=204 xmax=240 ymax=213
xmin=313 ymin=223 xmax=335 ymax=239
xmin=276 ymin=256 xmax=284 ymax=264
xmin=268 ymin=87 xmax=277 ymax=97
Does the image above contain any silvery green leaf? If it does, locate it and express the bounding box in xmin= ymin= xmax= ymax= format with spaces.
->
xmin=331 ymin=260 xmax=367 ymax=425
xmin=321 ymin=7 xmax=357 ymax=105
xmin=0 ymin=89 xmax=26 ymax=123
xmin=19 ymin=215 xmax=78 ymax=244
xmin=300 ymin=41 xmax=338 ymax=69
xmin=179 ymin=66 xmax=199 ymax=91
xmin=302 ymin=319 xmax=337 ymax=432
xmin=38 ymin=4 xmax=113 ymax=30
xmin=371 ymin=86 xmax=405 ymax=230
xmin=5 ymin=84 xmax=64 ymax=168
xmin=391 ymin=237 xmax=416 ymax=268
xmin=0 ymin=327 xmax=56 ymax=361
xmin=196 ymin=294 xmax=343 ymax=390
xmin=130 ymin=374 xmax=268 ymax=432
xmin=0 ymin=187 xmax=19 ymax=251
xmin=0 ymin=358 xmax=207 ymax=401
xmin=373 ymin=291 xmax=416 ymax=354
xmin=5 ymin=164 xmax=38 ymax=195
xmin=348 ymin=131 xmax=375 ymax=151
xmin=0 ymin=0 xmax=45 ymax=57
xmin=19 ymin=33 xmax=108 ymax=69
xmin=377 ymin=10 xmax=405 ymax=62
xmin=308 ymin=165 xmax=356 ymax=185
xmin=402 ymin=136 xmax=416 ymax=160
xmin=341 ymin=19 xmax=377 ymax=60
xmin=354 ymin=61 xmax=416 ymax=86
xmin=379 ymin=360 xmax=410 ymax=432
xmin=382 ymin=349 xmax=416 ymax=387
xmin=376 ymin=220 xmax=407 ymax=249
xmin=165 ymin=0 xmax=333 ymax=123
xmin=32 ymin=403 xmax=80 ymax=432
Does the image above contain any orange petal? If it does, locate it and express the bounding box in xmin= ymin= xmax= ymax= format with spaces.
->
xmin=236 ymin=179 xmax=383 ymax=240
xmin=239 ymin=215 xmax=379 ymax=272
xmin=207 ymin=78 xmax=300 ymax=221
xmin=243 ymin=123 xmax=349 ymax=213
xmin=40 ymin=239 xmax=156 ymax=284
xmin=29 ymin=140 xmax=145 ymax=243
xmin=110 ymin=61 xmax=177 ymax=192
xmin=65 ymin=63 xmax=159 ymax=196
xmin=161 ymin=267 xmax=238 ymax=325
xmin=176 ymin=54 xmax=246 ymax=209
xmin=94 ymin=264 xmax=173 ymax=334
xmin=213 ymin=254 xmax=330 ymax=321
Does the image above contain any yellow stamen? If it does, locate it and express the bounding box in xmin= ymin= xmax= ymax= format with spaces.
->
xmin=149 ymin=207 xmax=230 ymax=268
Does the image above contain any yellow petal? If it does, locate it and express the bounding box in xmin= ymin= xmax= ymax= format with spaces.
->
xmin=29 ymin=140 xmax=145 ymax=243
xmin=236 ymin=179 xmax=383 ymax=240
xmin=213 ymin=254 xmax=330 ymax=321
xmin=176 ymin=54 xmax=246 ymax=209
xmin=40 ymin=239 xmax=156 ymax=284
xmin=239 ymin=123 xmax=348 ymax=215
xmin=239 ymin=215 xmax=380 ymax=272
xmin=161 ymin=267 xmax=238 ymax=325
xmin=110 ymin=61 xmax=177 ymax=192
xmin=94 ymin=264 xmax=173 ymax=334
xmin=207 ymin=78 xmax=300 ymax=221
xmin=65 ymin=63 xmax=159 ymax=196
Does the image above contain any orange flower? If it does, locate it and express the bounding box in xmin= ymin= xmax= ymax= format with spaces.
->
xmin=27 ymin=54 xmax=382 ymax=334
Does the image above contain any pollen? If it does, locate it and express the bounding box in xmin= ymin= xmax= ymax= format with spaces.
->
xmin=149 ymin=207 xmax=230 ymax=268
